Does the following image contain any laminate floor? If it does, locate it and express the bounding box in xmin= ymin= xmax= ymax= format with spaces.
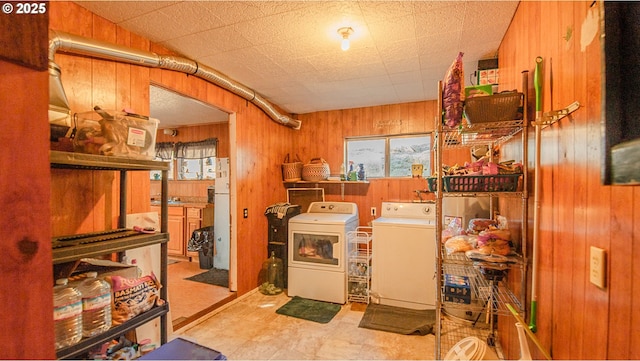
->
xmin=167 ymin=259 xmax=235 ymax=330
xmin=175 ymin=291 xmax=437 ymax=360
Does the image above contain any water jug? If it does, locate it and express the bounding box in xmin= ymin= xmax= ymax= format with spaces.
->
xmin=53 ymin=278 xmax=83 ymax=350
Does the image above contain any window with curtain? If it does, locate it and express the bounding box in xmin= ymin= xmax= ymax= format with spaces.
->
xmin=176 ymin=138 xmax=217 ymax=180
xmin=150 ymin=142 xmax=175 ymax=180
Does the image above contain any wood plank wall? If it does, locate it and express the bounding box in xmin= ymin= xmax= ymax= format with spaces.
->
xmin=294 ymin=102 xmax=469 ymax=224
xmin=0 ymin=61 xmax=55 ymax=359
xmin=50 ymin=4 xmax=152 ymax=235
xmin=497 ymin=2 xmax=639 ymax=359
xmin=48 ymin=1 xmax=298 ymax=295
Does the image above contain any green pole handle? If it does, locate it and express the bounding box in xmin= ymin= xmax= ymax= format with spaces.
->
xmin=529 ymin=300 xmax=538 ymax=333
xmin=534 ymin=56 xmax=543 ymax=115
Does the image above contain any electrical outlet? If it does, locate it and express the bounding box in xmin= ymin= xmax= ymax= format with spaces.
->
xmin=589 ymin=246 xmax=606 ymax=288
xmin=371 ymin=207 xmax=376 ymax=216
xmin=243 ymin=208 xmax=248 ymax=218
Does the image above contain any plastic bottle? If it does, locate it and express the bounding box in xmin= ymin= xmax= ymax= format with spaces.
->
xmin=340 ymin=163 xmax=346 ymax=181
xmin=53 ymin=278 xmax=83 ymax=350
xmin=77 ymin=272 xmax=112 ymax=337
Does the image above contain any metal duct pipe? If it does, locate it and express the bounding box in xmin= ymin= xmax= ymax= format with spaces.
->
xmin=48 ymin=29 xmax=301 ymax=129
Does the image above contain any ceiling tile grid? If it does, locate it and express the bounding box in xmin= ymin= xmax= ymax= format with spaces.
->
xmin=72 ymin=0 xmax=518 ymax=125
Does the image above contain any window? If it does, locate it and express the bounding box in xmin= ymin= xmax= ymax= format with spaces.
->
xmin=150 ymin=139 xmax=217 ymax=180
xmin=150 ymin=142 xmax=175 ymax=180
xmin=345 ymin=134 xmax=431 ymax=178
xmin=176 ymin=138 xmax=217 ymax=180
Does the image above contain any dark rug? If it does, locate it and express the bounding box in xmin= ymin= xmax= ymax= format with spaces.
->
xmin=185 ymin=268 xmax=229 ymax=288
xmin=358 ymin=303 xmax=436 ymax=335
xmin=275 ymin=296 xmax=341 ymax=324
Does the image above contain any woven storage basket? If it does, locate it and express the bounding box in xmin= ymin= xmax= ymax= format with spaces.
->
xmin=281 ymin=154 xmax=303 ymax=182
xmin=464 ymin=92 xmax=523 ymax=124
xmin=302 ymin=158 xmax=330 ymax=181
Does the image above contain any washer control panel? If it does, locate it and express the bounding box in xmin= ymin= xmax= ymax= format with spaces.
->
xmin=380 ymin=202 xmax=436 ymax=219
xmin=307 ymin=202 xmax=358 ymax=215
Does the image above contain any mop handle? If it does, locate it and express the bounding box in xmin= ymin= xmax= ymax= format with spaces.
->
xmin=506 ymin=303 xmax=552 ymax=360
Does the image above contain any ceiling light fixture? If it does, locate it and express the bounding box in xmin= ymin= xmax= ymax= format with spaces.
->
xmin=337 ymin=27 xmax=354 ymax=51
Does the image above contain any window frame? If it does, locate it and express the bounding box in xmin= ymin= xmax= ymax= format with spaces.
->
xmin=344 ymin=132 xmax=432 ymax=179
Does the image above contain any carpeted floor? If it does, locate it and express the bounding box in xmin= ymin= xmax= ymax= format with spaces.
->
xmin=185 ymin=268 xmax=229 ymax=288
xmin=359 ymin=303 xmax=436 ymax=335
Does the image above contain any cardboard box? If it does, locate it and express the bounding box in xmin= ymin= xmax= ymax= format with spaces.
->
xmin=478 ymin=68 xmax=499 ymax=85
xmin=444 ymin=274 xmax=471 ymax=304
xmin=465 ymin=84 xmax=493 ymax=98
xmin=68 ymin=258 xmax=140 ymax=286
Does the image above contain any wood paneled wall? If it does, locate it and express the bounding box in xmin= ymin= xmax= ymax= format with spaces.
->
xmin=294 ymin=101 xmax=469 ymax=223
xmin=497 ymin=2 xmax=639 ymax=359
xmin=0 ymin=60 xmax=55 ymax=358
xmin=49 ymin=1 xmax=297 ymax=295
xmin=50 ymin=3 xmax=152 ymax=235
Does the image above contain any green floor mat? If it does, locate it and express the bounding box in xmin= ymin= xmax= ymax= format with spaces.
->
xmin=275 ymin=296 xmax=341 ymax=324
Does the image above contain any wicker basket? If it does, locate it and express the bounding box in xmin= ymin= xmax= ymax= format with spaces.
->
xmin=464 ymin=92 xmax=523 ymax=124
xmin=302 ymin=158 xmax=330 ymax=181
xmin=281 ymin=154 xmax=303 ymax=182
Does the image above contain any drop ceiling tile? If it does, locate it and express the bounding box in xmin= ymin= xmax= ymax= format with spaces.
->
xmin=384 ymin=57 xmax=422 ymax=74
xmin=359 ymin=74 xmax=393 ymax=89
xmin=394 ymin=82 xmax=426 ymax=102
xmin=358 ymin=1 xmax=417 ymax=23
xmin=120 ymin=11 xmax=189 ymax=43
xmin=75 ymin=1 xmax=177 ymax=24
xmin=198 ymin=1 xmax=268 ymax=26
xmin=413 ymin=1 xmax=460 ymax=13
xmin=74 ymin=0 xmax=520 ymax=119
xmin=368 ymin=15 xmax=417 ymax=44
xmin=463 ymin=1 xmax=518 ymax=30
xmin=389 ymin=70 xmax=424 ymax=86
xmin=414 ymin=3 xmax=466 ymax=36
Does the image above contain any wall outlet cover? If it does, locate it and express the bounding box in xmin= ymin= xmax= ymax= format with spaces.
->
xmin=589 ymin=246 xmax=606 ymax=289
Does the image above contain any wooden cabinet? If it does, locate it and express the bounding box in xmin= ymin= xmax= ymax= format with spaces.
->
xmin=167 ymin=207 xmax=185 ymax=257
xmin=151 ymin=205 xmax=214 ymax=259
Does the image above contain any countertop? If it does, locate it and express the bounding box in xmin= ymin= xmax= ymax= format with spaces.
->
xmin=150 ymin=200 xmax=213 ymax=208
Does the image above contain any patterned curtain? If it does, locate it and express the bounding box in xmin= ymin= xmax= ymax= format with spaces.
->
xmin=175 ymin=138 xmax=217 ymax=159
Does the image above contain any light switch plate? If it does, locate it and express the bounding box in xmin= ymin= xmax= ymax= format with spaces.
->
xmin=589 ymin=246 xmax=606 ymax=288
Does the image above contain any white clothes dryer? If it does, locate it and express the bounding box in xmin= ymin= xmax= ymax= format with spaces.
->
xmin=287 ymin=202 xmax=359 ymax=304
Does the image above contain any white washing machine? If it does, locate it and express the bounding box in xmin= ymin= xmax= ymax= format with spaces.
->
xmin=287 ymin=202 xmax=359 ymax=304
xmin=371 ymin=202 xmax=436 ymax=310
